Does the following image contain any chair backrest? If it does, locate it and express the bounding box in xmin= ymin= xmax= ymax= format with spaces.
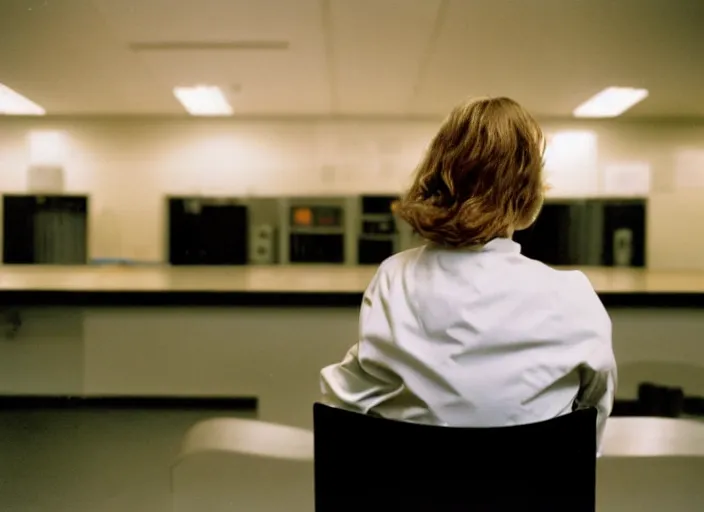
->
xmin=313 ymin=403 xmax=596 ymax=512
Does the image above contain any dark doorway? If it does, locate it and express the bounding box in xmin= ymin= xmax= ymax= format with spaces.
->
xmin=3 ymin=195 xmax=88 ymax=264
xmin=168 ymin=198 xmax=249 ymax=265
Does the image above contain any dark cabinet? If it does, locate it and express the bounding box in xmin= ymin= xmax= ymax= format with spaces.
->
xmin=601 ymin=201 xmax=646 ymax=267
xmin=168 ymin=198 xmax=248 ymax=265
xmin=513 ymin=202 xmax=580 ymax=265
xmin=289 ymin=233 xmax=344 ymax=263
xmin=514 ymin=199 xmax=646 ymax=267
xmin=3 ymin=195 xmax=88 ymax=264
xmin=358 ymin=238 xmax=395 ymax=264
xmin=288 ymin=202 xmax=346 ymax=264
xmin=357 ymin=195 xmax=398 ymax=264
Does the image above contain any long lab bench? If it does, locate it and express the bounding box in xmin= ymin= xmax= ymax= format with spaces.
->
xmin=0 ymin=265 xmax=703 ymax=427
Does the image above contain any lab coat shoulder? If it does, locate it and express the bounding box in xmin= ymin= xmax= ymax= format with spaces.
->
xmin=366 ymin=246 xmax=425 ymax=295
xmin=513 ymin=260 xmax=613 ymax=356
xmin=552 ymin=269 xmax=612 ymax=335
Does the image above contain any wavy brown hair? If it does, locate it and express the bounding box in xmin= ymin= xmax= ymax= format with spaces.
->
xmin=396 ymin=97 xmax=545 ymax=248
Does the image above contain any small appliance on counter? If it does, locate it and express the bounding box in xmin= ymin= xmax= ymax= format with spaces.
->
xmin=358 ymin=195 xmax=399 ymax=264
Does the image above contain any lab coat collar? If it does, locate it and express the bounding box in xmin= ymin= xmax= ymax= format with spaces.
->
xmin=427 ymin=237 xmax=522 ymax=254
xmin=483 ymin=237 xmax=522 ymax=254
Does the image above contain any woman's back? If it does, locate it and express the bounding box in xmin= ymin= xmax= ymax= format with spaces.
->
xmin=324 ymin=238 xmax=611 ymax=427
xmin=319 ymin=96 xmax=616 ymax=447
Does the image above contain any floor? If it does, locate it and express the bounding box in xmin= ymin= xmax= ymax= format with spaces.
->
xmin=2 ymin=407 xmax=703 ymax=512
xmin=0 ymin=407 xmax=256 ymax=512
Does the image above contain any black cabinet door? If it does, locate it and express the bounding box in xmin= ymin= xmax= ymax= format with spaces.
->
xmin=513 ymin=203 xmax=575 ymax=265
xmin=200 ymin=205 xmax=248 ymax=265
xmin=290 ymin=234 xmax=345 ymax=263
xmin=361 ymin=195 xmax=398 ymax=214
xmin=358 ymin=238 xmax=394 ymax=264
xmin=3 ymin=195 xmax=87 ymax=264
xmin=168 ymin=199 xmax=248 ymax=265
xmin=3 ymin=196 xmax=36 ymax=263
xmin=168 ymin=200 xmax=201 ymax=265
xmin=602 ymin=201 xmax=646 ymax=267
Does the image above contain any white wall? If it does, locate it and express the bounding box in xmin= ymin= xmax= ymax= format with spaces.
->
xmin=1 ymin=117 xmax=704 ymax=268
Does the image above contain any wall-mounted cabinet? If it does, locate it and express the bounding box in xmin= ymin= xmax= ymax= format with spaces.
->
xmin=2 ymin=194 xmax=88 ymax=264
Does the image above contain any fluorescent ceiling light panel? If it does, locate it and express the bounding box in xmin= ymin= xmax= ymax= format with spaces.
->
xmin=0 ymin=84 xmax=45 ymax=115
xmin=573 ymin=87 xmax=648 ymax=118
xmin=173 ymin=86 xmax=233 ymax=116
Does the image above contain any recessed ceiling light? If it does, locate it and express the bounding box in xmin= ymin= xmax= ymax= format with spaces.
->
xmin=0 ymin=84 xmax=45 ymax=115
xmin=173 ymin=85 xmax=233 ymax=116
xmin=573 ymin=87 xmax=649 ymax=118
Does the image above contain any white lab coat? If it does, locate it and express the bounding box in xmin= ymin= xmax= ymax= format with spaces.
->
xmin=320 ymin=238 xmax=617 ymax=449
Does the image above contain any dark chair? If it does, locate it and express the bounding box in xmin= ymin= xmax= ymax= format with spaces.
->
xmin=313 ymin=403 xmax=597 ymax=511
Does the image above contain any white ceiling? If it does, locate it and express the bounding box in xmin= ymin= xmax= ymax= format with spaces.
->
xmin=0 ymin=0 xmax=702 ymax=117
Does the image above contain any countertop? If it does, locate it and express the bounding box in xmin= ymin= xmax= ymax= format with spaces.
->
xmin=1 ymin=265 xmax=704 ymax=307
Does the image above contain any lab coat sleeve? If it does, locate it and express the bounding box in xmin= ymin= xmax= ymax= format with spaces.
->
xmin=319 ymin=266 xmax=403 ymax=413
xmin=571 ymin=273 xmax=618 ymax=453
xmin=578 ymin=340 xmax=617 ymax=454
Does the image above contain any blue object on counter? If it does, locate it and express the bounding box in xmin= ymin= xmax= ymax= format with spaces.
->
xmin=91 ymin=258 xmax=133 ymax=265
xmin=90 ymin=259 xmax=162 ymax=266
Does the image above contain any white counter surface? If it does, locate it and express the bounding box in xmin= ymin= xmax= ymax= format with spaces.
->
xmin=0 ymin=265 xmax=704 ymax=293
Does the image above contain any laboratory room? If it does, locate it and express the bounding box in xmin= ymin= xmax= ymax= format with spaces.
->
xmin=0 ymin=0 xmax=702 ymax=511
